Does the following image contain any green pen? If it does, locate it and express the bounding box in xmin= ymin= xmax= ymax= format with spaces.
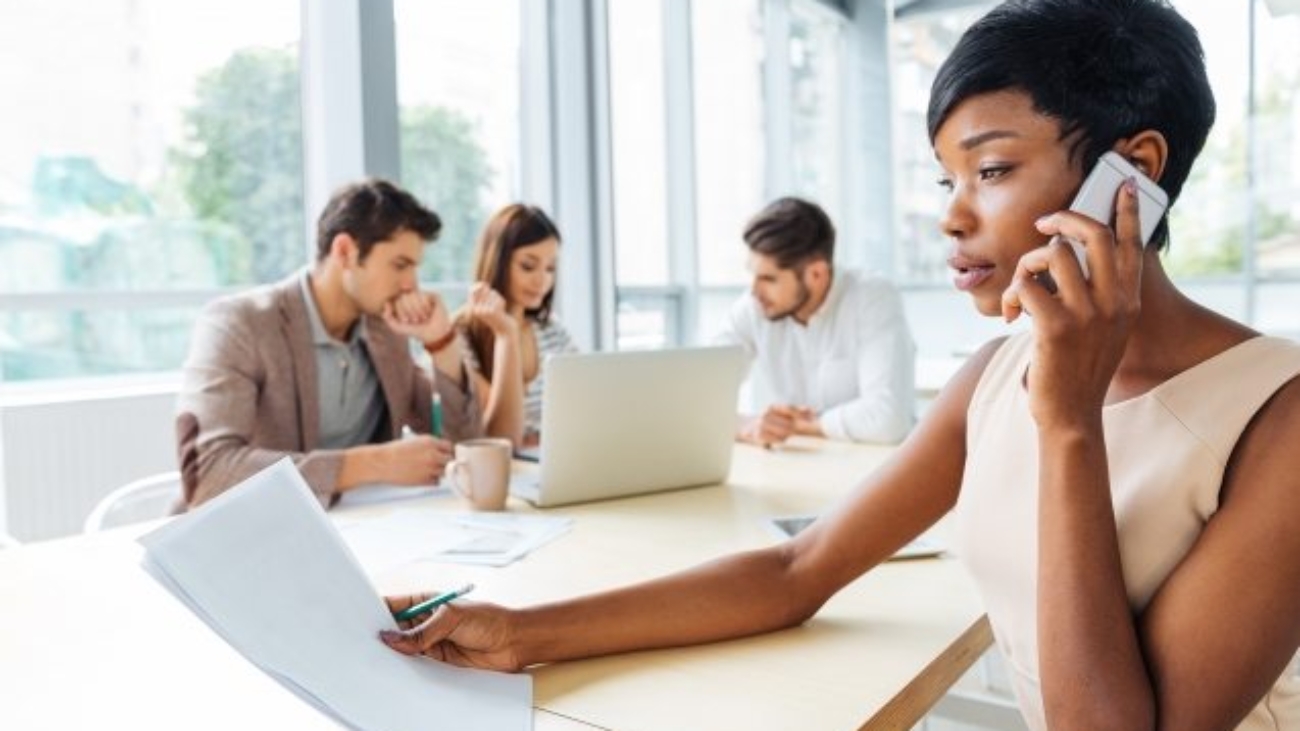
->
xmin=393 ymin=582 xmax=474 ymax=622
xmin=431 ymin=391 xmax=444 ymax=438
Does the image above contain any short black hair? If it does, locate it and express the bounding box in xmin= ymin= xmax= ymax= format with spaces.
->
xmin=742 ymin=197 xmax=836 ymax=270
xmin=926 ymin=0 xmax=1216 ymax=250
xmin=315 ymin=178 xmax=441 ymax=261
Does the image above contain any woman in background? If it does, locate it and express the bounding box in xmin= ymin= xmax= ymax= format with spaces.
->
xmin=458 ymin=204 xmax=577 ymax=448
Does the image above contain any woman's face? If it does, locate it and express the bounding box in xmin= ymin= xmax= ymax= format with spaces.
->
xmin=932 ymin=89 xmax=1084 ymax=316
xmin=505 ymin=236 xmax=559 ymax=311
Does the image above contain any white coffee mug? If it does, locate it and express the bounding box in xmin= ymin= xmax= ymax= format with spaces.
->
xmin=445 ymin=438 xmax=512 ymax=511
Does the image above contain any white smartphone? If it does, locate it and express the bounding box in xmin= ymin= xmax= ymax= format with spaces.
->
xmin=1055 ymin=151 xmax=1169 ymax=280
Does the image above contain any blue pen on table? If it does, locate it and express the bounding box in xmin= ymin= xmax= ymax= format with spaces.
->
xmin=392 ymin=582 xmax=475 ymax=622
xmin=431 ymin=391 xmax=444 ymax=437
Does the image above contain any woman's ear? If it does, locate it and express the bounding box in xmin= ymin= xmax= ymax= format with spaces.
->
xmin=1117 ymin=131 xmax=1169 ymax=183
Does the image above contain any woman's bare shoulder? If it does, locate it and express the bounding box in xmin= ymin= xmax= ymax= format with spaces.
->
xmin=1222 ymin=369 xmax=1300 ymax=504
xmin=922 ymin=335 xmax=1015 ymax=431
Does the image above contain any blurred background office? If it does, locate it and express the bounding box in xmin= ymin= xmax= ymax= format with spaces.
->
xmin=1 ymin=0 xmax=1297 ymax=542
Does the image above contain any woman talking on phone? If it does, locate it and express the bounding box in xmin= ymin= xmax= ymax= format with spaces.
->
xmin=382 ymin=1 xmax=1300 ymax=728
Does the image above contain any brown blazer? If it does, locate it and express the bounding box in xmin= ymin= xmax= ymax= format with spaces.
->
xmin=176 ymin=274 xmax=482 ymax=508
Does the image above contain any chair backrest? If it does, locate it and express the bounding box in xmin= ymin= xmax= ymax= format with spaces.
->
xmin=83 ymin=471 xmax=183 ymax=533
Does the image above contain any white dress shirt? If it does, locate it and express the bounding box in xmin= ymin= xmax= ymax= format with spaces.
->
xmin=715 ymin=269 xmax=915 ymax=443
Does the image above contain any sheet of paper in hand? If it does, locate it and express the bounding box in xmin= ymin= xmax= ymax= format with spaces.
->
xmin=139 ymin=458 xmax=531 ymax=731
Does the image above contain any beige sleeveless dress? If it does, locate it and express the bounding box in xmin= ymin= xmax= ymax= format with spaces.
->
xmin=955 ymin=333 xmax=1300 ymax=730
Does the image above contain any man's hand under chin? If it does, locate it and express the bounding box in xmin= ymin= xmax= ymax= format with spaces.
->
xmin=384 ymin=290 xmax=453 ymax=346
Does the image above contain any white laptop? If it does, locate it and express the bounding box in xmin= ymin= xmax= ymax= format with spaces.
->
xmin=511 ymin=345 xmax=746 ymax=508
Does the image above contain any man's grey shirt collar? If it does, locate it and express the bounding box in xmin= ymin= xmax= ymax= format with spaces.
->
xmin=298 ymin=268 xmax=368 ymax=346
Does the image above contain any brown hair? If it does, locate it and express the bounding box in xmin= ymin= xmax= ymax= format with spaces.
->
xmin=315 ymin=178 xmax=441 ymax=262
xmin=742 ymin=197 xmax=835 ymax=270
xmin=461 ymin=203 xmax=561 ymax=374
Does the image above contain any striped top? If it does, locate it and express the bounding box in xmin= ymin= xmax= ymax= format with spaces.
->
xmin=463 ymin=317 xmax=578 ymax=442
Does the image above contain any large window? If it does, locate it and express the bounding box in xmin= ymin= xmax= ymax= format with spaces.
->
xmin=1252 ymin=0 xmax=1300 ymax=281
xmin=607 ymin=0 xmax=855 ymax=350
xmin=1253 ymin=0 xmax=1300 ymax=281
xmin=1162 ymin=1 xmax=1297 ymax=295
xmin=608 ymin=0 xmax=675 ymax=350
xmin=393 ymin=0 xmax=522 ymax=292
xmin=609 ymin=1 xmax=671 ymax=290
xmin=891 ymin=5 xmax=988 ymax=286
xmin=692 ymin=0 xmax=767 ymax=289
xmin=0 ymin=0 xmax=302 ymax=382
xmin=789 ymin=0 xmax=846 ymax=226
xmin=607 ymin=0 xmax=773 ymax=351
xmin=1165 ymin=2 xmax=1253 ymax=279
xmin=6 ymin=2 xmax=1292 ymax=383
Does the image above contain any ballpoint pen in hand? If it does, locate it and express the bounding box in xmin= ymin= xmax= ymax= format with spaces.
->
xmin=392 ymin=583 xmax=475 ymax=622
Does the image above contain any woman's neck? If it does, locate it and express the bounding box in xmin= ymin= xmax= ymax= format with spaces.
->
xmin=1112 ymin=253 xmax=1255 ymax=396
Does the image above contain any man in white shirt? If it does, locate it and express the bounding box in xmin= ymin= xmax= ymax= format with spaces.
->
xmin=715 ymin=197 xmax=915 ymax=447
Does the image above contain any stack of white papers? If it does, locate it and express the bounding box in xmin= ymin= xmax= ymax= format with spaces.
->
xmin=340 ymin=511 xmax=573 ymax=573
xmin=139 ymin=459 xmax=532 ymax=731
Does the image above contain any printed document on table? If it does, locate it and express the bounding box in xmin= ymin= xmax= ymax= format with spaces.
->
xmin=139 ymin=459 xmax=531 ymax=731
xmin=341 ymin=511 xmax=573 ymax=573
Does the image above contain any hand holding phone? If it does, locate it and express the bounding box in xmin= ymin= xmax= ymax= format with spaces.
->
xmin=1053 ymin=151 xmax=1169 ymax=281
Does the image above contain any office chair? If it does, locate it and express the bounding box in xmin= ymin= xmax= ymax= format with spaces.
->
xmin=83 ymin=471 xmax=183 ymax=533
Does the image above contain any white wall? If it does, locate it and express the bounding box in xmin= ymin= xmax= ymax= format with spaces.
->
xmin=0 ymin=381 xmax=178 ymax=541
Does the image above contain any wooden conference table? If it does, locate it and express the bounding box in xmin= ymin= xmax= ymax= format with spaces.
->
xmin=0 ymin=438 xmax=989 ymax=730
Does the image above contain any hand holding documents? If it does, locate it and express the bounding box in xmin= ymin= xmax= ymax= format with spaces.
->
xmin=139 ymin=459 xmax=531 ymax=731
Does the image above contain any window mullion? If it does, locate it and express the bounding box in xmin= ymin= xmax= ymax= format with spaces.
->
xmin=663 ymin=0 xmax=699 ymax=346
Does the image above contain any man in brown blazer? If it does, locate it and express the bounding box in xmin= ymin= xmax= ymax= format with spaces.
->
xmin=177 ymin=179 xmax=490 ymax=508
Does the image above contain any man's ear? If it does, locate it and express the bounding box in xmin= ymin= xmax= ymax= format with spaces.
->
xmin=330 ymin=233 xmax=359 ymax=266
xmin=803 ymin=258 xmax=831 ymax=287
xmin=1118 ymin=130 xmax=1169 ymax=184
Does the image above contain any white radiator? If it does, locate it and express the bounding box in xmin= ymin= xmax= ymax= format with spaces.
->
xmin=0 ymin=382 xmax=179 ymax=542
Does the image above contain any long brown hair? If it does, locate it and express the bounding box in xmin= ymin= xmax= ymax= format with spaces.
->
xmin=461 ymin=203 xmax=562 ymax=375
